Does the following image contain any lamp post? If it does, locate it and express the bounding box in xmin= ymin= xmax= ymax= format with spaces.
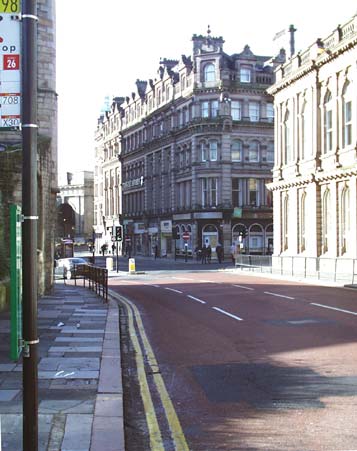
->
xmin=22 ymin=1 xmax=39 ymax=450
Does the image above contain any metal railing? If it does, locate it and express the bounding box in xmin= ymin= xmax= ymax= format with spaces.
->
xmin=235 ymin=255 xmax=357 ymax=285
xmin=72 ymin=264 xmax=108 ymax=302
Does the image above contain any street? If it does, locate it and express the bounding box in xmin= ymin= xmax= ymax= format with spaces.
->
xmin=109 ymin=266 xmax=357 ymax=450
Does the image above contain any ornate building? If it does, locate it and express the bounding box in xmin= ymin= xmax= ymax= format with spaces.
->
xmin=95 ymin=30 xmax=283 ymax=257
xmin=267 ymin=14 xmax=357 ymax=274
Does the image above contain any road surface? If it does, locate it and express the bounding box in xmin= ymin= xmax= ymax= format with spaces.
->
xmin=110 ymin=269 xmax=357 ymax=450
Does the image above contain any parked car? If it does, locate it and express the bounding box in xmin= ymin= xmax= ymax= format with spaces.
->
xmin=55 ymin=257 xmax=87 ymax=279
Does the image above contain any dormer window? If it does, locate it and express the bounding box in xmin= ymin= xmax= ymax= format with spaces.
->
xmin=240 ymin=67 xmax=251 ymax=83
xmin=204 ymin=63 xmax=215 ymax=82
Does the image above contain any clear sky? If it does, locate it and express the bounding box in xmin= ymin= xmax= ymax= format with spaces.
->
xmin=56 ymin=0 xmax=357 ymax=177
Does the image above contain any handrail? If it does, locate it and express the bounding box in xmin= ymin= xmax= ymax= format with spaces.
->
xmin=234 ymin=255 xmax=357 ymax=285
xmin=72 ymin=264 xmax=108 ymax=302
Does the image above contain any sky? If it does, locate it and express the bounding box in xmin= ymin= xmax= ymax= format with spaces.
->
xmin=56 ymin=0 xmax=357 ymax=178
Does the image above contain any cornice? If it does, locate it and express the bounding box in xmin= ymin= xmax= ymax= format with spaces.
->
xmin=268 ymin=166 xmax=357 ymax=191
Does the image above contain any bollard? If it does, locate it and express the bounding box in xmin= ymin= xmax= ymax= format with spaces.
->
xmin=129 ymin=258 xmax=136 ymax=274
xmin=106 ymin=257 xmax=113 ymax=271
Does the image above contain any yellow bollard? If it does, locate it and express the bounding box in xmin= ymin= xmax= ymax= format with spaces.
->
xmin=106 ymin=257 xmax=113 ymax=271
xmin=129 ymin=258 xmax=136 ymax=274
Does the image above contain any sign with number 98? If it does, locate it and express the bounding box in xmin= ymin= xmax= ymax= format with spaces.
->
xmin=0 ymin=0 xmax=20 ymax=13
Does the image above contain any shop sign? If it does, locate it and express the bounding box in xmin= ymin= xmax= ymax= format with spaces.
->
xmin=232 ymin=207 xmax=242 ymax=218
xmin=160 ymin=220 xmax=172 ymax=233
xmin=134 ymin=222 xmax=145 ymax=234
xmin=194 ymin=212 xmax=222 ymax=219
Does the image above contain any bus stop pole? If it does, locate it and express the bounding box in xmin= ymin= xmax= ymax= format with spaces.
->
xmin=22 ymin=1 xmax=39 ymax=450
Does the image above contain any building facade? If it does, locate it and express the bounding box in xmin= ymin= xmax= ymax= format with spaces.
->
xmin=95 ymin=31 xmax=283 ymax=258
xmin=267 ymin=14 xmax=357 ymax=273
xmin=57 ymin=171 xmax=94 ymax=244
xmin=0 ymin=0 xmax=57 ymax=310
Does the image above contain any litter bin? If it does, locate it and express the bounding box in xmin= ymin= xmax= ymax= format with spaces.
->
xmin=129 ymin=258 xmax=136 ymax=274
xmin=106 ymin=257 xmax=113 ymax=271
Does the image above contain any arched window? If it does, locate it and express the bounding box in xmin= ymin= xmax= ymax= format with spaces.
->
xmin=249 ymin=140 xmax=260 ymax=162
xmin=249 ymin=224 xmax=264 ymax=253
xmin=284 ymin=108 xmax=292 ymax=163
xmin=232 ymin=223 xmax=247 ymax=246
xmin=301 ymin=99 xmax=310 ymax=160
xmin=204 ymin=63 xmax=215 ymax=82
xmin=342 ymin=82 xmax=352 ymax=148
xmin=299 ymin=192 xmax=306 ymax=253
xmin=322 ymin=188 xmax=330 ymax=254
xmin=324 ymin=90 xmax=333 ymax=153
xmin=282 ymin=193 xmax=289 ymax=251
xmin=231 ymin=140 xmax=242 ymax=162
xmin=200 ymin=140 xmax=208 ymax=161
xmin=341 ymin=186 xmax=350 ymax=254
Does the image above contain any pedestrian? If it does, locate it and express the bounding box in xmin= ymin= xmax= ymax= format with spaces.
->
xmin=154 ymin=244 xmax=159 ymax=259
xmin=201 ymin=244 xmax=207 ymax=264
xmin=207 ymin=244 xmax=212 ymax=263
xmin=112 ymin=243 xmax=116 ymax=254
xmin=216 ymin=242 xmax=223 ymax=263
xmin=101 ymin=243 xmax=107 ymax=256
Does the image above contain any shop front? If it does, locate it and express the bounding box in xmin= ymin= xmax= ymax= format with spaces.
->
xmin=160 ymin=220 xmax=173 ymax=257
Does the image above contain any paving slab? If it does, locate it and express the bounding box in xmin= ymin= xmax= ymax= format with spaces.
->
xmin=55 ymin=337 xmax=103 ymax=343
xmin=90 ymin=416 xmax=125 ymax=451
xmin=38 ymin=371 xmax=99 ymax=380
xmin=59 ymin=328 xmax=105 ymax=333
xmin=61 ymin=414 xmax=93 ymax=451
xmin=0 ymin=281 xmax=124 ymax=451
xmin=0 ymin=390 xmax=20 ymax=401
xmin=39 ymin=399 xmax=94 ymax=414
xmin=94 ymin=394 xmax=123 ymax=417
xmin=39 ymin=357 xmax=100 ymax=371
xmin=48 ymin=346 xmax=102 ymax=353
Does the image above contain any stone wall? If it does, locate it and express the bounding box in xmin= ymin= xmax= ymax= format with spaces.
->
xmin=0 ymin=0 xmax=57 ymax=311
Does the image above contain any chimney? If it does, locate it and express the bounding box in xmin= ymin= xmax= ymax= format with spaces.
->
xmin=289 ymin=24 xmax=297 ymax=58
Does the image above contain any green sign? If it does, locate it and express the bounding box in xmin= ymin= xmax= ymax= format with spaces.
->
xmin=10 ymin=204 xmax=22 ymax=360
xmin=232 ymin=207 xmax=242 ymax=218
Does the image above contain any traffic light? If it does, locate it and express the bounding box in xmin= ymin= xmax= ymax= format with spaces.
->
xmin=115 ymin=225 xmax=123 ymax=241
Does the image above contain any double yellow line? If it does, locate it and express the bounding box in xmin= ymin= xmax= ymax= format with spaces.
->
xmin=110 ymin=290 xmax=190 ymax=451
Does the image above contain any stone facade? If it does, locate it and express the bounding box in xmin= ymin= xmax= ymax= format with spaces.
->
xmin=267 ymin=14 xmax=357 ymax=269
xmin=95 ymin=31 xmax=283 ymax=258
xmin=0 ymin=0 xmax=57 ymax=310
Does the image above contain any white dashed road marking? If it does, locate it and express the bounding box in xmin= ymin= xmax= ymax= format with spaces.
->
xmin=264 ymin=291 xmax=295 ymax=300
xmin=212 ymin=307 xmax=243 ymax=321
xmin=232 ymin=284 xmax=255 ymax=291
xmin=310 ymin=302 xmax=357 ymax=316
xmin=187 ymin=295 xmax=206 ymax=304
xmin=165 ymin=288 xmax=183 ymax=294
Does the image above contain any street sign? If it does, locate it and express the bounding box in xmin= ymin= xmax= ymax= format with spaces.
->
xmin=0 ymin=1 xmax=21 ymax=13
xmin=0 ymin=10 xmax=21 ymax=129
xmin=182 ymin=232 xmax=190 ymax=240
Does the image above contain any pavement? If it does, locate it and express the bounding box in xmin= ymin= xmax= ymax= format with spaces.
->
xmin=0 ymin=278 xmax=124 ymax=451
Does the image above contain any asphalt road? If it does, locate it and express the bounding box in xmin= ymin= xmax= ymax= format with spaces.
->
xmin=110 ymin=268 xmax=357 ymax=451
